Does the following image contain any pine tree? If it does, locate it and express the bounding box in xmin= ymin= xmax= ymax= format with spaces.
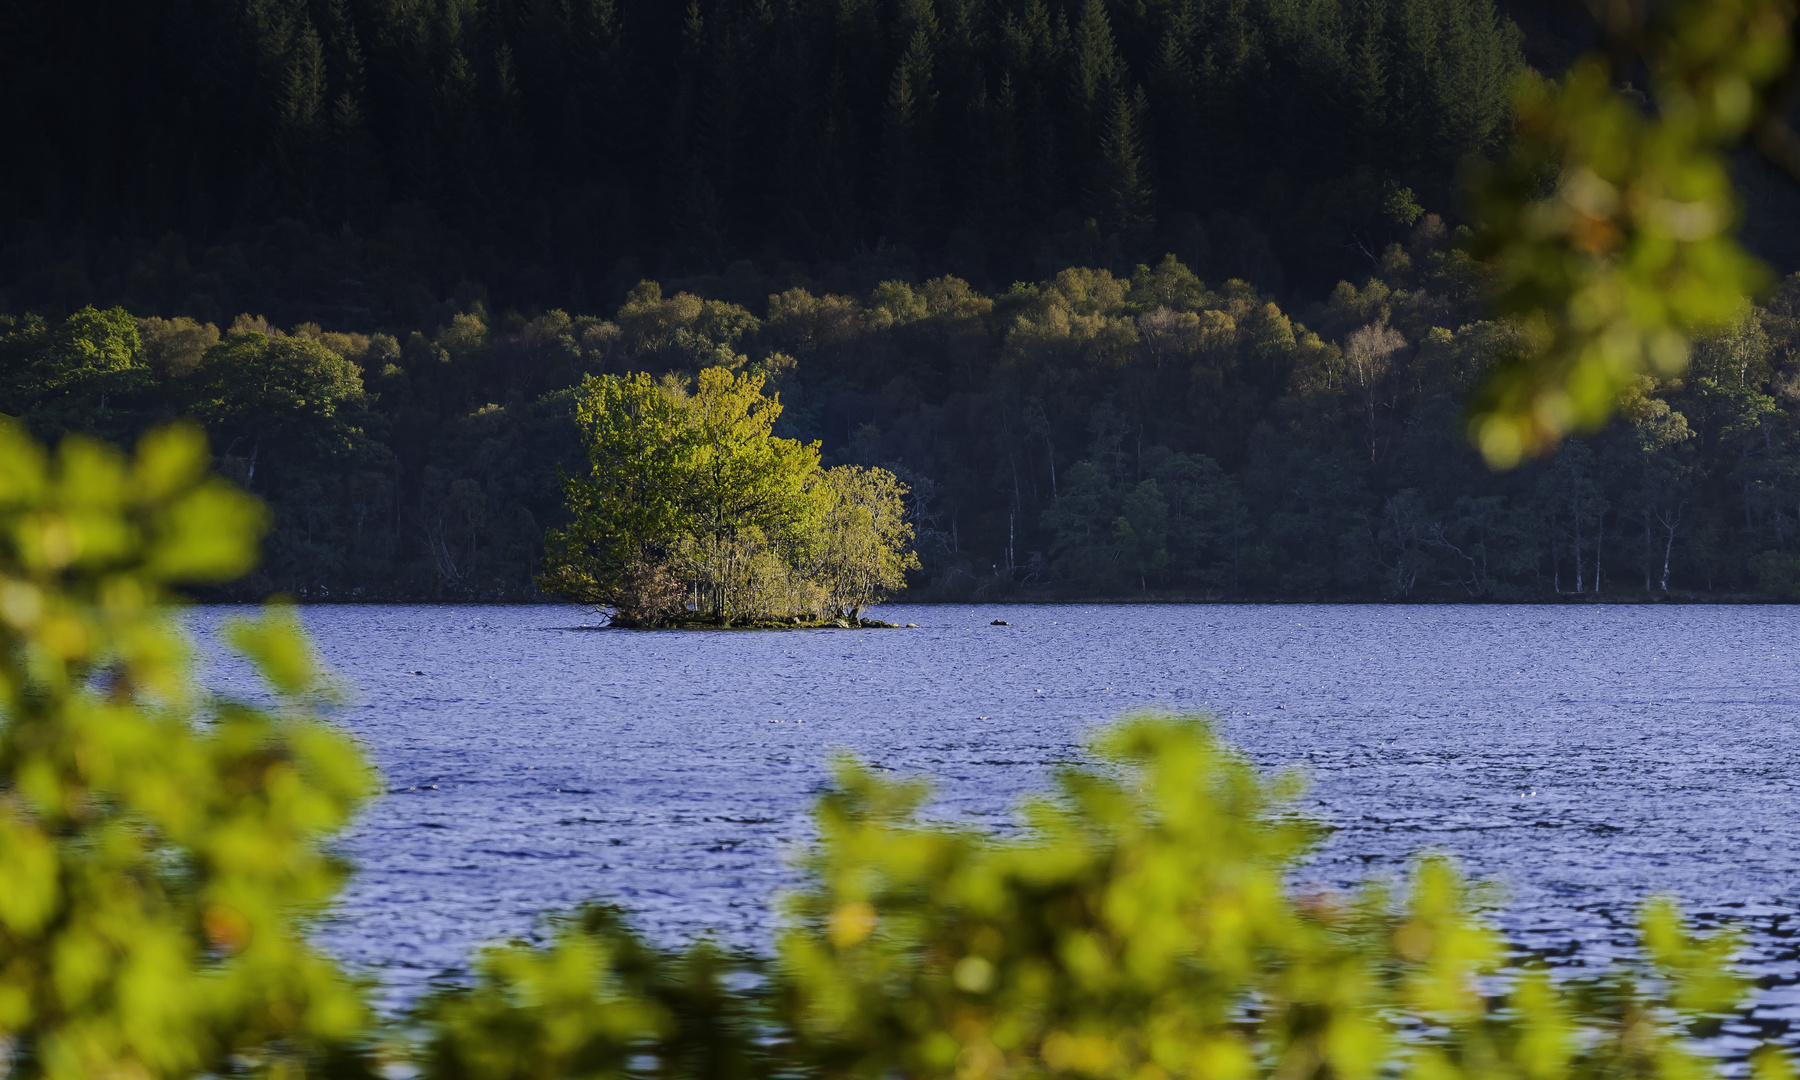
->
xmin=797 ymin=64 xmax=865 ymax=254
xmin=1431 ymin=0 xmax=1521 ymax=162
xmin=699 ymin=3 xmax=749 ymax=228
xmin=1347 ymin=0 xmax=1392 ymax=174
xmin=491 ymin=41 xmax=526 ymax=198
xmin=883 ymin=57 xmax=923 ymax=245
xmin=275 ymin=13 xmax=327 ymax=219
xmin=896 ymin=0 xmax=942 ymax=47
xmin=934 ymin=0 xmax=985 ymax=227
xmin=1071 ymin=0 xmax=1122 ymax=132
xmin=324 ymin=0 xmax=381 ymax=222
xmin=1148 ymin=0 xmax=1200 ymax=210
xmin=562 ymin=0 xmax=631 ymax=181
xmin=881 ymin=17 xmax=939 ymax=246
xmin=1194 ymin=0 xmax=1262 ymax=205
xmin=1092 ymin=85 xmax=1154 ymax=240
xmin=663 ymin=2 xmax=726 ymax=268
xmin=432 ymin=2 xmax=489 ymax=210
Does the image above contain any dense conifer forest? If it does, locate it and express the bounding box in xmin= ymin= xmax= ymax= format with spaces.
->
xmin=6 ymin=0 xmax=1800 ymax=600
xmin=4 ymin=0 xmax=1525 ymax=302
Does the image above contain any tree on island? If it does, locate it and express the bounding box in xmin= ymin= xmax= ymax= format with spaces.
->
xmin=541 ymin=367 xmax=919 ymax=626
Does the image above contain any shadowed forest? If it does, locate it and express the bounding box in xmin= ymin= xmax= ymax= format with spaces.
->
xmin=7 ymin=0 xmax=1800 ymax=600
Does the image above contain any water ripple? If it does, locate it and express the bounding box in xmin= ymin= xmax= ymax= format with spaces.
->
xmin=192 ymin=602 xmax=1800 ymax=1038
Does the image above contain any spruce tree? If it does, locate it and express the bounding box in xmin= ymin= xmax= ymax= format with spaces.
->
xmin=666 ymin=1 xmax=726 ymax=269
xmin=323 ymin=0 xmax=380 ymax=223
xmin=1071 ymin=0 xmax=1122 ymax=142
xmin=881 ymin=18 xmax=939 ymax=246
xmin=1148 ymin=1 xmax=1200 ymax=210
xmin=272 ymin=14 xmax=327 ymax=220
xmin=1092 ymin=85 xmax=1155 ymax=241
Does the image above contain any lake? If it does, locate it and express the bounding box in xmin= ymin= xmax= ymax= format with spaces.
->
xmin=194 ymin=602 xmax=1800 ymax=1048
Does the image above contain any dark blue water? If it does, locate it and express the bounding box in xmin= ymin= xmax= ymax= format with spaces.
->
xmin=193 ymin=603 xmax=1800 ymax=1048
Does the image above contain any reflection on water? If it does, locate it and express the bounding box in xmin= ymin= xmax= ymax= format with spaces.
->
xmin=194 ymin=602 xmax=1800 ymax=1047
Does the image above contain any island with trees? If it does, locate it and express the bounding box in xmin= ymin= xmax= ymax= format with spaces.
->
xmin=540 ymin=367 xmax=917 ymax=627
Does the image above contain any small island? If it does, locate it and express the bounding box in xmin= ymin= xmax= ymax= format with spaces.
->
xmin=539 ymin=366 xmax=918 ymax=628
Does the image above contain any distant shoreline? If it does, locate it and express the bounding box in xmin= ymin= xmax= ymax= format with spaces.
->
xmin=194 ymin=593 xmax=1797 ymax=607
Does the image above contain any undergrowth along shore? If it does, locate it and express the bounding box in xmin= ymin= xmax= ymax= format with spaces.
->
xmin=603 ymin=615 xmax=908 ymax=630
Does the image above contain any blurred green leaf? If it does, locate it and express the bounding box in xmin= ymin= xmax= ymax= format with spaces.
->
xmin=0 ymin=421 xmax=376 ymax=1079
xmin=1466 ymin=0 xmax=1794 ymax=467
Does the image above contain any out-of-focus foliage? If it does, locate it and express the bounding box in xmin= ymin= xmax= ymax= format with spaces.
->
xmin=0 ymin=420 xmax=376 ymax=1078
xmin=542 ymin=369 xmax=914 ymax=625
xmin=777 ymin=715 xmax=1776 ymax=1080
xmin=419 ymin=906 xmax=763 ymax=1080
xmin=414 ymin=714 xmax=1792 ymax=1080
xmin=1466 ymin=0 xmax=1796 ymax=467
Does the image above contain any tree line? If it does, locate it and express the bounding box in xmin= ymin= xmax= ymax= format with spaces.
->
xmin=10 ymin=226 xmax=1800 ymax=601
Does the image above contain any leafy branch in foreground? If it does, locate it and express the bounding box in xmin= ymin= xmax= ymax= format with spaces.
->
xmin=0 ymin=421 xmax=376 ymax=1078
xmin=1466 ymin=0 xmax=1796 ymax=467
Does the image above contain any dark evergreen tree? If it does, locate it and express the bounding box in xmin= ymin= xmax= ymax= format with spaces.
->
xmin=1091 ymin=86 xmax=1154 ymax=240
xmin=881 ymin=1 xmax=941 ymax=247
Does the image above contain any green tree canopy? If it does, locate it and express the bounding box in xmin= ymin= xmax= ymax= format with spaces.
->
xmin=0 ymin=307 xmax=151 ymax=443
xmin=805 ymin=466 xmax=922 ymax=620
xmin=185 ymin=330 xmax=368 ymax=456
xmin=542 ymin=367 xmax=914 ymax=626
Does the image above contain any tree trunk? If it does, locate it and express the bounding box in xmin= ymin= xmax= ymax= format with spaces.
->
xmin=1594 ymin=511 xmax=1604 ymax=594
xmin=1658 ymin=505 xmax=1681 ymax=592
xmin=1576 ymin=493 xmax=1591 ymax=594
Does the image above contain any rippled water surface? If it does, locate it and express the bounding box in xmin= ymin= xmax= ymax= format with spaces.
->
xmin=195 ymin=603 xmax=1800 ymax=1045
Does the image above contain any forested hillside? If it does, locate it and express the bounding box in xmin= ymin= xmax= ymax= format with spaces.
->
xmin=11 ymin=231 xmax=1800 ymax=601
xmin=6 ymin=0 xmax=1800 ymax=601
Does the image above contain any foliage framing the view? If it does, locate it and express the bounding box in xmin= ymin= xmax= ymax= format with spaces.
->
xmin=0 ymin=419 xmax=1791 ymax=1080
xmin=1466 ymin=0 xmax=1796 ymax=466
xmin=0 ymin=421 xmax=375 ymax=1079
xmin=541 ymin=367 xmax=918 ymax=626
